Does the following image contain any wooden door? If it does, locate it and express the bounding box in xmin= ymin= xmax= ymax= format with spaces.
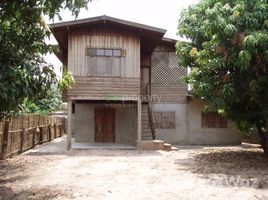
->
xmin=95 ymin=108 xmax=115 ymax=143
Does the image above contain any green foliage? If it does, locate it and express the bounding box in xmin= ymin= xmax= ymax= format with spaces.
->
xmin=21 ymin=88 xmax=63 ymax=115
xmin=177 ymin=0 xmax=268 ymax=136
xmin=58 ymin=67 xmax=75 ymax=90
xmin=0 ymin=0 xmax=89 ymax=121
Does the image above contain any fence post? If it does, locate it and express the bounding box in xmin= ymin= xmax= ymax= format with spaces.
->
xmin=32 ymin=128 xmax=36 ymax=148
xmin=39 ymin=127 xmax=43 ymax=144
xmin=1 ymin=120 xmax=9 ymax=160
xmin=59 ymin=123 xmax=62 ymax=137
xmin=54 ymin=123 xmax=57 ymax=138
xmin=20 ymin=129 xmax=25 ymax=153
xmin=48 ymin=124 xmax=52 ymax=141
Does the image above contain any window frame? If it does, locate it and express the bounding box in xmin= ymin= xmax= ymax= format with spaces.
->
xmin=86 ymin=48 xmax=122 ymax=57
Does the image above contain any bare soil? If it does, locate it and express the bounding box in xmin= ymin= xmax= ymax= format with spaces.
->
xmin=1 ymin=136 xmax=268 ymax=200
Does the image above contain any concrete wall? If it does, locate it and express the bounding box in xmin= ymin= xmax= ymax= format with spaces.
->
xmin=152 ymin=103 xmax=188 ymax=144
xmin=74 ymin=104 xmax=95 ymax=142
xmin=74 ymin=103 xmax=137 ymax=144
xmin=186 ymin=100 xmax=241 ymax=145
xmin=116 ymin=107 xmax=137 ymax=144
xmin=152 ymin=101 xmax=241 ymax=145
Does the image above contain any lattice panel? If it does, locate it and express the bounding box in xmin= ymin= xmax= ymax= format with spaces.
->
xmin=151 ymin=52 xmax=187 ymax=87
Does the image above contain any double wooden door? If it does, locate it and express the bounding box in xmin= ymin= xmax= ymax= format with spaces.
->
xmin=95 ymin=108 xmax=115 ymax=143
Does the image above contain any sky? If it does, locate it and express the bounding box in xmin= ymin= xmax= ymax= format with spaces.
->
xmin=46 ymin=0 xmax=198 ymax=77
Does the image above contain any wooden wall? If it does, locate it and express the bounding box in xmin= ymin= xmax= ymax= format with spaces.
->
xmin=151 ymin=41 xmax=188 ymax=103
xmin=66 ymin=26 xmax=141 ymax=99
xmin=68 ymin=27 xmax=140 ymax=78
xmin=67 ymin=76 xmax=140 ymax=99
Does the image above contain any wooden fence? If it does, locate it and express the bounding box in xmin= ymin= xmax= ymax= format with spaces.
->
xmin=0 ymin=114 xmax=66 ymax=160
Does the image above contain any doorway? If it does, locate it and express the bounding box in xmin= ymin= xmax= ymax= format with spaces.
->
xmin=95 ymin=108 xmax=115 ymax=143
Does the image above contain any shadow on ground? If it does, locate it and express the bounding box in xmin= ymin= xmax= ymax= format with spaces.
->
xmin=0 ymin=185 xmax=75 ymax=200
xmin=0 ymin=160 xmax=30 ymax=185
xmin=175 ymin=147 xmax=268 ymax=188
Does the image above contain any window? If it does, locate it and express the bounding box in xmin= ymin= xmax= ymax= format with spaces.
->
xmin=154 ymin=111 xmax=175 ymax=129
xmin=113 ymin=49 xmax=122 ymax=57
xmin=96 ymin=49 xmax=105 ymax=56
xmin=87 ymin=48 xmax=96 ymax=56
xmin=201 ymin=112 xmax=227 ymax=128
xmin=105 ymin=49 xmax=113 ymax=56
xmin=86 ymin=48 xmax=122 ymax=57
xmin=85 ymin=47 xmax=123 ymax=77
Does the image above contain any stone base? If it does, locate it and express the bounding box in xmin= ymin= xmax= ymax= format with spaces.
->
xmin=137 ymin=140 xmax=165 ymax=150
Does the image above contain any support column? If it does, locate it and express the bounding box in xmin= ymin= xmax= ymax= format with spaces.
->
xmin=67 ymin=99 xmax=72 ymax=150
xmin=137 ymin=99 xmax=142 ymax=143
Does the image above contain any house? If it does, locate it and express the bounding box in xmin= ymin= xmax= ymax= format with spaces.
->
xmin=50 ymin=15 xmax=241 ymax=149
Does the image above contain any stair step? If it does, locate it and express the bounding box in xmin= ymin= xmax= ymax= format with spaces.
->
xmin=153 ymin=140 xmax=165 ymax=150
xmin=142 ymin=132 xmax=151 ymax=135
xmin=142 ymin=135 xmax=153 ymax=138
xmin=142 ymin=129 xmax=151 ymax=133
xmin=142 ymin=123 xmax=150 ymax=126
xmin=164 ymin=143 xmax=172 ymax=151
xmin=142 ymin=132 xmax=152 ymax=136
xmin=137 ymin=140 xmax=165 ymax=150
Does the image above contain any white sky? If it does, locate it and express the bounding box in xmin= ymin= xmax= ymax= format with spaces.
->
xmin=46 ymin=0 xmax=197 ymax=77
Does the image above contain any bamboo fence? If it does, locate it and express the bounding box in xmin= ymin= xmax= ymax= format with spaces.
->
xmin=0 ymin=114 xmax=66 ymax=159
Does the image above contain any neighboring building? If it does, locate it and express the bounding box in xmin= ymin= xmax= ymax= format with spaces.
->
xmin=50 ymin=15 xmax=241 ymax=149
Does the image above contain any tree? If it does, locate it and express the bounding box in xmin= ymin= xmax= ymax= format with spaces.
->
xmin=21 ymin=88 xmax=63 ymax=115
xmin=0 ymin=0 xmax=89 ymax=121
xmin=176 ymin=0 xmax=268 ymax=155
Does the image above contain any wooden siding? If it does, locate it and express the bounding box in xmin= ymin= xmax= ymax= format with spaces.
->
xmin=151 ymin=42 xmax=188 ymax=103
xmin=151 ymin=86 xmax=187 ymax=103
xmin=68 ymin=28 xmax=140 ymax=78
xmin=67 ymin=76 xmax=140 ymax=98
xmin=154 ymin=42 xmax=175 ymax=52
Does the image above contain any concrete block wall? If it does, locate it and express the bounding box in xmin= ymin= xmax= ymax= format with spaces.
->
xmin=152 ymin=100 xmax=241 ymax=145
xmin=152 ymin=103 xmax=188 ymax=144
xmin=186 ymin=100 xmax=241 ymax=145
xmin=74 ymin=103 xmax=137 ymax=144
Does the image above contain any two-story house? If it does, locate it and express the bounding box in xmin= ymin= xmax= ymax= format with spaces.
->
xmin=50 ymin=16 xmax=241 ymax=149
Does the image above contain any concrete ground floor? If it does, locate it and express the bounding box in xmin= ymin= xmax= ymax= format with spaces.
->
xmin=72 ymin=102 xmax=138 ymax=146
xmin=68 ymin=98 xmax=241 ymax=149
xmin=152 ymin=99 xmax=241 ymax=145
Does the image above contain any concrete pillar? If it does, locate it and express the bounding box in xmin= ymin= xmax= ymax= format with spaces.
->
xmin=137 ymin=99 xmax=142 ymax=142
xmin=67 ymin=99 xmax=72 ymax=150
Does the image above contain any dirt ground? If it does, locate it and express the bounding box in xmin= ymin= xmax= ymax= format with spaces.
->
xmin=1 ymin=136 xmax=268 ymax=200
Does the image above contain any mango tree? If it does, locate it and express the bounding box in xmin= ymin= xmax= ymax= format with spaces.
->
xmin=0 ymin=0 xmax=89 ymax=121
xmin=176 ymin=0 xmax=268 ymax=155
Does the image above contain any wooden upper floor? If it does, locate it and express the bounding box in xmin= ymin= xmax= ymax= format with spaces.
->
xmin=50 ymin=16 xmax=187 ymax=103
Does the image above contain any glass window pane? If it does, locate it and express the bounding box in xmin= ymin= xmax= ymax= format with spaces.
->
xmin=87 ymin=48 xmax=96 ymax=56
xmin=105 ymin=49 xmax=113 ymax=56
xmin=96 ymin=49 xmax=105 ymax=56
xmin=113 ymin=49 xmax=121 ymax=57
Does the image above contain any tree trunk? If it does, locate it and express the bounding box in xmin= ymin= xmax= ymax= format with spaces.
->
xmin=1 ymin=120 xmax=9 ymax=160
xmin=256 ymin=122 xmax=268 ymax=157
